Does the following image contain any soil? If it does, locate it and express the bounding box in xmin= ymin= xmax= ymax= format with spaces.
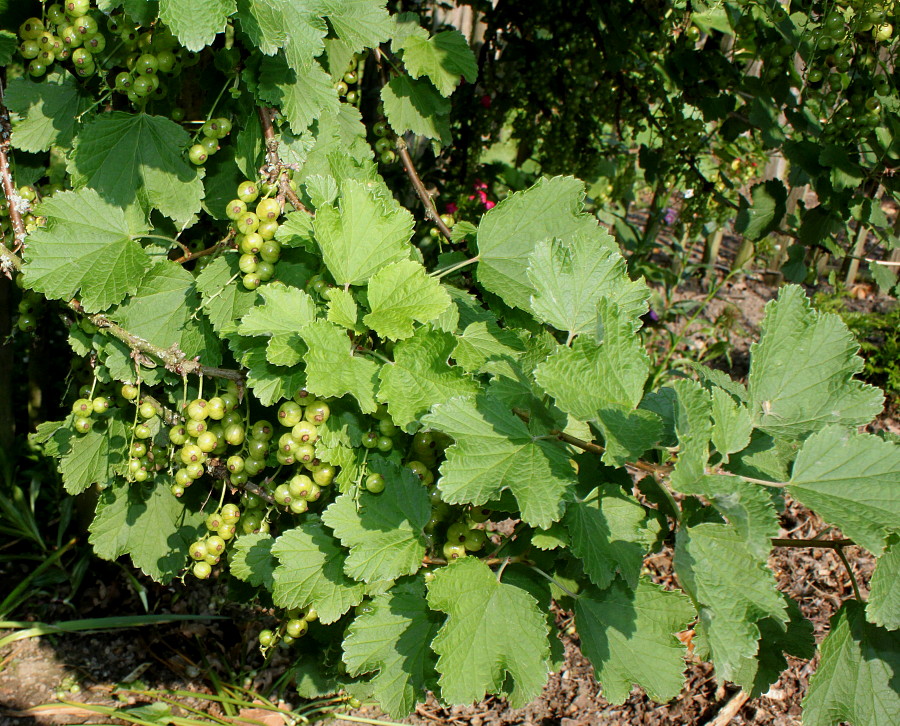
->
xmin=1 ymin=263 xmax=896 ymax=726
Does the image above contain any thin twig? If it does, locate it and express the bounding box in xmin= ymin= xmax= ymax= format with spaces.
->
xmin=395 ymin=137 xmax=453 ymax=240
xmin=770 ymin=538 xmax=855 ymax=549
xmin=256 ymin=106 xmax=311 ymax=215
xmin=0 ymin=76 xmax=28 ymax=268
xmin=173 ymin=229 xmax=235 ymax=264
xmin=512 ymin=407 xmax=665 ymax=476
xmin=834 ymin=546 xmax=863 ymax=601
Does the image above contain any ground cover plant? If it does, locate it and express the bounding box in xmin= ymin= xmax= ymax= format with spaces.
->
xmin=0 ymin=1 xmax=898 ymax=724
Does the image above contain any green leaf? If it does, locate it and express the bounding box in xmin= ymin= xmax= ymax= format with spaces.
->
xmin=535 ymin=301 xmax=651 ymax=421
xmin=748 ymin=285 xmax=883 ymax=438
xmin=313 ymin=179 xmax=415 ymax=285
xmin=788 ymin=426 xmax=900 ymax=554
xmin=527 ymin=236 xmax=649 ymax=337
xmin=451 ymin=321 xmax=525 ymax=373
xmin=194 ymin=255 xmax=258 ymax=335
xmin=363 ymin=260 xmax=451 ymax=340
xmin=867 ymin=538 xmax=900 ymax=630
xmin=674 ymin=522 xmax=786 ymax=681
xmin=592 ymin=408 xmax=663 ymax=468
xmin=731 ymin=597 xmax=815 ymax=697
xmin=22 ymin=189 xmax=152 ymax=313
xmin=276 ymin=210 xmax=317 ymax=251
xmin=322 ymin=458 xmax=430 ymax=583
xmin=476 ymin=176 xmax=615 ymax=311
xmin=89 ymin=478 xmax=205 ymax=583
xmin=342 ymin=578 xmax=440 ymax=717
xmin=257 ymin=54 xmax=340 ymax=135
xmin=68 ymin=112 xmax=204 ymax=226
xmin=5 ymin=71 xmax=92 ymax=152
xmin=239 ymin=283 xmax=317 ymax=337
xmin=380 ymin=75 xmax=450 ymax=144
xmin=377 ymin=327 xmax=480 ymax=430
xmin=112 ymin=262 xmax=220 ymax=364
xmin=575 ymin=578 xmax=694 ymax=705
xmin=159 ymin=0 xmax=235 ymax=50
xmin=271 ymin=521 xmax=365 ymax=623
xmin=400 ymin=29 xmax=477 ymax=97
xmin=803 ymin=600 xmax=900 ymax=726
xmin=229 ymin=335 xmax=307 ymax=405
xmin=669 ymin=379 xmax=713 ymax=494
xmin=710 ymin=387 xmax=753 ymax=462
xmin=691 ymin=475 xmax=780 ymax=560
xmin=322 ymin=0 xmax=392 ymax=53
xmin=298 ymin=320 xmax=380 ymax=413
xmin=735 ymin=179 xmax=787 ymax=241
xmin=427 ymin=557 xmax=550 ymax=707
xmin=235 ymin=0 xmax=286 ymax=55
xmin=422 ymin=393 xmax=576 ymax=528
xmin=326 ymin=287 xmax=364 ymax=333
xmin=565 ymin=483 xmax=660 ymax=590
xmin=820 ymin=144 xmax=866 ymax=192
xmin=0 ymin=29 xmax=17 ymax=66
xmin=56 ymin=415 xmax=129 ymax=494
xmin=230 ymin=533 xmax=276 ymax=590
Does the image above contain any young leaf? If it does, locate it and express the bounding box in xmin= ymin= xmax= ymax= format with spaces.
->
xmin=322 ymin=458 xmax=431 ymax=583
xmin=575 ymin=578 xmax=695 ymax=705
xmin=5 ymin=71 xmax=92 ymax=152
xmin=527 ymin=236 xmax=649 ymax=338
xmin=68 ymin=112 xmax=204 ymax=226
xmin=674 ymin=522 xmax=787 ymax=682
xmin=342 ymin=578 xmax=441 ymax=717
xmin=565 ymin=483 xmax=660 ymax=590
xmin=271 ymin=521 xmax=366 ymax=623
xmin=230 ymin=533 xmax=276 ymax=590
xmin=400 ymin=29 xmax=478 ymax=97
xmin=229 ymin=335 xmax=307 ymax=405
xmin=238 ymin=283 xmax=317 ymax=336
xmin=257 ymin=53 xmax=341 ymax=135
xmin=159 ymin=0 xmax=235 ymax=51
xmin=377 ymin=327 xmax=480 ymax=429
xmin=422 ymin=393 xmax=577 ymax=529
xmin=476 ymin=176 xmax=616 ymax=311
xmin=313 ymin=179 xmax=415 ymax=285
xmin=867 ymin=538 xmax=900 ymax=630
xmin=363 ymin=259 xmax=452 ymax=340
xmin=802 ymin=600 xmax=900 ymax=726
xmin=298 ymin=320 xmax=380 ymax=413
xmin=451 ymin=321 xmax=525 ymax=373
xmin=535 ymin=299 xmax=651 ymax=421
xmin=427 ymin=557 xmax=550 ymax=707
xmin=710 ymin=387 xmax=753 ymax=462
xmin=326 ymin=287 xmax=364 ymax=333
xmin=789 ymin=426 xmax=900 ymax=554
xmin=669 ymin=379 xmax=713 ymax=493
xmin=748 ymin=285 xmax=884 ymax=439
xmin=22 ymin=189 xmax=152 ymax=313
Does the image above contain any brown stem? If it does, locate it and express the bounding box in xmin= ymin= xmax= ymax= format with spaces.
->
xmin=173 ymin=229 xmax=235 ymax=264
xmin=770 ymin=538 xmax=855 ymax=549
xmin=0 ymin=77 xmax=27 ymax=273
xmin=69 ymin=299 xmax=244 ymax=382
xmin=256 ymin=106 xmax=311 ymax=215
xmin=395 ymin=137 xmax=453 ymax=241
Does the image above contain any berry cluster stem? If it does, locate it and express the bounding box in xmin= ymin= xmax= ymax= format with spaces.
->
xmin=256 ymin=106 xmax=311 ymax=215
